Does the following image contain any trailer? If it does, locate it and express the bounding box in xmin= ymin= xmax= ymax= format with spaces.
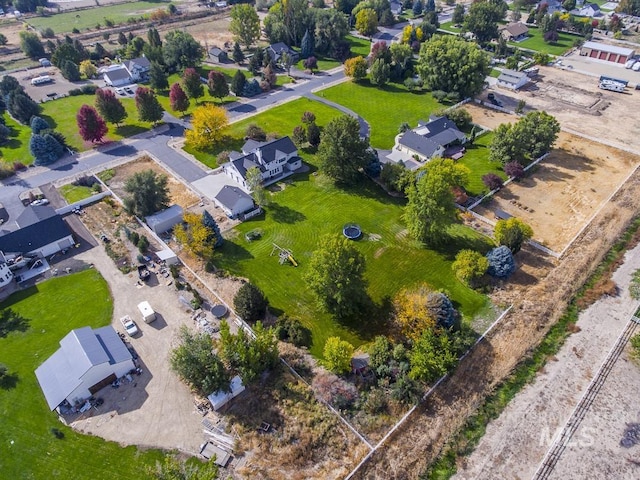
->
xmin=137 ymin=301 xmax=156 ymax=323
xmin=599 ymin=82 xmax=625 ymax=92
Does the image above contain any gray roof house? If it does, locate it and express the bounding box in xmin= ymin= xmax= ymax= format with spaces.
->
xmin=209 ymin=47 xmax=228 ymax=63
xmin=145 ymin=205 xmax=184 ymax=235
xmin=15 ymin=205 xmax=56 ymax=229
xmin=500 ymin=22 xmax=529 ymax=42
xmin=389 ymin=116 xmax=467 ymax=166
xmin=0 ymin=213 xmax=74 ymax=258
xmin=497 ymin=69 xmax=530 ymax=90
xmin=103 ymin=66 xmax=132 ymax=87
xmin=214 ymin=185 xmax=255 ymax=218
xmin=123 ymin=56 xmax=151 ymax=82
xmin=222 ymin=136 xmax=302 ymax=191
xmin=266 ymin=43 xmax=300 ymax=65
xmin=35 ymin=326 xmax=135 ymax=410
xmin=577 ymin=3 xmax=601 ymax=17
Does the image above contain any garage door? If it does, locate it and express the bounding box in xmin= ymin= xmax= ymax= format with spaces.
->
xmin=619 ymin=55 xmax=627 ymax=64
xmin=590 ymin=50 xmax=598 ymax=58
xmin=599 ymin=51 xmax=607 ymax=60
xmin=89 ymin=373 xmax=116 ymax=394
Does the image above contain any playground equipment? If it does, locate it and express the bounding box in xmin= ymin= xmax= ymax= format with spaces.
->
xmin=271 ymin=243 xmax=298 ymax=266
xmin=343 ymin=224 xmax=362 ymax=240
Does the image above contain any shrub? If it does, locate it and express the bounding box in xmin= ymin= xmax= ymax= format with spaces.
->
xmin=233 ymin=282 xmax=268 ymax=322
xmin=137 ymin=235 xmax=149 ymax=252
xmin=274 ymin=316 xmax=312 ymax=348
xmin=245 ymin=123 xmax=266 ymax=141
xmin=323 ymin=337 xmax=354 ymax=374
xmin=486 ymin=245 xmax=516 ymax=278
xmin=504 ymin=161 xmax=525 ymax=179
xmin=311 ymin=370 xmax=358 ymax=409
xmin=482 ymin=173 xmax=504 ymax=191
xmin=432 ymin=90 xmax=447 ymax=102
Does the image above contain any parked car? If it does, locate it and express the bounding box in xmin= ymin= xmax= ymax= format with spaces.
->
xmin=38 ymin=58 xmax=51 ymax=67
xmin=120 ymin=315 xmax=139 ymax=336
xmin=633 ymin=62 xmax=640 ymax=72
xmin=115 ymin=87 xmax=126 ymax=95
xmin=124 ymin=87 xmax=134 ymax=95
xmin=626 ymin=58 xmax=636 ymax=69
xmin=30 ymin=198 xmax=49 ymax=206
xmin=487 ymin=92 xmax=503 ymax=107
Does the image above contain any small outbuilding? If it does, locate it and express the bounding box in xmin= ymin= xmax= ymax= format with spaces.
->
xmin=214 ymin=186 xmax=255 ymax=218
xmin=156 ymin=247 xmax=179 ymax=265
xmin=145 ymin=205 xmax=184 ymax=235
xmin=35 ymin=326 xmax=135 ymax=410
xmin=209 ymin=47 xmax=228 ymax=63
xmin=207 ymin=375 xmax=245 ymax=411
xmin=497 ymin=69 xmax=530 ymax=90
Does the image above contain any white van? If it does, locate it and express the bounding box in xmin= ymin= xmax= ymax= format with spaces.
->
xmin=31 ymin=75 xmax=52 ymax=85
xmin=137 ymin=301 xmax=157 ymax=323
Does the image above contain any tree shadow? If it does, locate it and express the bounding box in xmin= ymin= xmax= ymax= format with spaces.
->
xmin=217 ymin=239 xmax=254 ymax=262
xmin=40 ymin=114 xmax=58 ymax=130
xmin=333 ymin=295 xmax=394 ymax=342
xmin=338 ymin=177 xmax=406 ymax=207
xmin=267 ymin=202 xmax=306 ymax=224
xmin=0 ymin=308 xmax=30 ymax=338
xmin=0 ymin=371 xmax=19 ymax=390
xmin=115 ymin=125 xmax=148 ymax=137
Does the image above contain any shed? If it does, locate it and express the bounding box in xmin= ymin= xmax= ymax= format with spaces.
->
xmin=35 ymin=326 xmax=134 ymax=410
xmin=200 ymin=442 xmax=231 ymax=466
xmin=209 ymin=47 xmax=228 ymax=63
xmin=497 ymin=69 xmax=530 ymax=90
xmin=145 ymin=205 xmax=184 ymax=234
xmin=156 ymin=247 xmax=179 ymax=265
xmin=214 ymin=186 xmax=255 ymax=218
xmin=495 ymin=209 xmax=513 ymax=220
xmin=207 ymin=375 xmax=245 ymax=410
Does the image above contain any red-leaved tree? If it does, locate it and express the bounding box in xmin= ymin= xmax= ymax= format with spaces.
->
xmin=76 ymin=104 xmax=108 ymax=143
xmin=169 ymin=82 xmax=189 ymax=116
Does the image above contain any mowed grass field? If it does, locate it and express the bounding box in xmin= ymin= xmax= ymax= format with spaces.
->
xmin=0 ymin=270 xmax=166 ymax=479
xmin=217 ymin=162 xmax=492 ymax=357
xmin=27 ymin=1 xmax=168 ymax=34
xmin=459 ymin=132 xmax=506 ymax=197
xmin=509 ymin=27 xmax=579 ymax=56
xmin=321 ymin=81 xmax=441 ymax=149
xmin=0 ymin=112 xmax=32 ymax=165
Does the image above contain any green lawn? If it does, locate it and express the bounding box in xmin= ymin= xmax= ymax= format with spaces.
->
xmin=490 ymin=68 xmax=501 ymax=78
xmin=347 ymin=35 xmax=372 ymax=58
xmin=509 ymin=27 xmax=580 ymax=56
xmin=216 ymin=163 xmax=491 ymax=357
xmin=59 ymin=184 xmax=94 ymax=203
xmin=0 ymin=112 xmax=33 ymax=166
xmin=0 ymin=270 xmax=167 ymax=479
xmin=459 ymin=132 xmax=506 ymax=197
xmin=184 ymin=97 xmax=344 ymax=169
xmin=27 ymin=1 xmax=168 ymax=34
xmin=40 ymin=94 xmax=156 ymax=152
xmin=440 ymin=21 xmax=462 ymax=34
xmin=321 ymin=80 xmax=441 ymax=149
xmin=295 ymin=55 xmax=342 ymax=72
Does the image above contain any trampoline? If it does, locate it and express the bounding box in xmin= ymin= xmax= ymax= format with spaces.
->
xmin=343 ymin=224 xmax=362 ymax=240
xmin=210 ymin=304 xmax=228 ymax=318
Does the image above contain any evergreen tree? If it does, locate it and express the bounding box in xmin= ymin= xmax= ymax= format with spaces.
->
xmin=30 ymin=133 xmax=63 ymax=165
xmin=231 ymin=70 xmax=247 ymax=96
xmin=149 ymin=61 xmax=168 ymax=91
xmin=202 ymin=210 xmax=223 ymax=247
xmin=117 ymin=32 xmax=127 ymax=45
xmin=30 ymin=116 xmax=50 ymax=134
xmin=232 ymin=41 xmax=245 ymax=63
xmin=425 ymin=0 xmax=435 ymax=12
xmin=413 ymin=0 xmax=423 ymax=16
xmin=60 ymin=60 xmax=80 ymax=81
xmin=9 ymin=91 xmax=40 ymax=125
xmin=147 ymin=27 xmax=162 ymax=48
xmin=300 ymin=29 xmax=314 ymax=58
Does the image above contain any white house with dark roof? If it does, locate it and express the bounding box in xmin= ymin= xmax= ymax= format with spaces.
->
xmin=388 ymin=116 xmax=467 ymax=167
xmin=103 ymin=66 xmax=131 ymax=87
xmin=266 ymin=43 xmax=300 ymax=66
xmin=103 ymin=57 xmax=151 ymax=86
xmin=497 ymin=69 xmax=530 ymax=90
xmin=222 ymin=136 xmax=302 ymax=191
xmin=35 ymin=326 xmax=135 ymax=410
xmin=123 ymin=56 xmax=151 ymax=82
xmin=214 ymin=185 xmax=255 ymax=218
xmin=576 ymin=3 xmax=601 ymax=17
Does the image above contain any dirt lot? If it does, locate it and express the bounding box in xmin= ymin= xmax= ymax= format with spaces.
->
xmin=104 ymin=155 xmax=200 ymax=209
xmin=483 ymin=66 xmax=640 ymax=153
xmin=464 ymin=105 xmax=640 ymax=253
xmin=452 ymin=243 xmax=640 ymax=480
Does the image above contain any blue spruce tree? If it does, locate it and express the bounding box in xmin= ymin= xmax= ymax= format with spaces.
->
xmin=301 ymin=29 xmax=314 ymax=59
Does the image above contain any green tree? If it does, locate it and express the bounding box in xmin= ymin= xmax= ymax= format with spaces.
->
xmin=343 ymin=56 xmax=368 ymax=82
xmin=8 ymin=91 xmax=40 ymax=124
xmin=60 ymin=60 xmax=80 ymax=81
xmin=452 ymin=4 xmax=465 ymax=24
xmin=207 ymin=70 xmax=229 ymax=102
xmin=232 ymin=41 xmax=245 ymax=63
xmin=174 ymin=212 xmax=215 ymax=258
xmin=300 ymin=29 xmax=314 ymax=58
xmin=30 ymin=133 xmax=63 ymax=165
xmin=323 ymin=337 xmax=354 ymax=374
xmin=409 ymin=327 xmax=456 ymax=383
xmin=52 ymin=42 xmax=82 ymax=67
xmin=305 ymin=234 xmax=367 ymax=318
xmin=149 ymin=61 xmax=168 ymax=91
xmin=231 ymin=70 xmax=247 ymax=95
xmin=19 ymin=31 xmax=44 ymax=59
xmin=182 ymin=67 xmax=204 ymax=103
xmin=317 ymin=115 xmax=369 ymax=185
xmin=148 ymin=455 xmax=218 ymax=480
xmin=245 ymin=166 xmax=268 ymax=205
xmin=369 ymin=58 xmax=390 ymax=87
xmin=95 ymin=88 xmax=127 ymax=125
xmin=0 ymin=33 xmax=8 ymax=46
xmin=118 ymin=31 xmax=127 ymax=45
xmin=617 ymin=0 xmax=640 ymax=15
xmin=463 ymin=0 xmax=508 ymax=44
xmin=494 ymin=217 xmax=533 ymax=253
xmin=218 ymin=321 xmax=279 ymax=383
xmin=134 ymin=87 xmax=164 ymax=124
xmin=307 ymin=121 xmax=320 ymax=147
xmin=202 ymin=210 xmax=223 ymax=248
xmin=355 ymin=8 xmax=378 ymax=36
xmin=123 ymin=169 xmax=170 ymax=217
xmin=169 ymin=326 xmax=230 ymax=396
xmin=79 ymin=59 xmax=97 ymax=79
xmin=230 ymin=4 xmax=261 ymax=48
xmin=452 ymin=249 xmax=489 ymax=286
xmin=489 ymin=111 xmax=560 ymax=164
xmin=417 ymin=35 xmax=490 ymax=98
xmin=147 ymin=27 xmax=162 ymax=48
xmin=234 ymin=282 xmax=268 ymax=323
xmin=163 ymin=30 xmax=204 ymax=72
xmin=404 ymin=158 xmax=470 ymax=244
xmin=390 ymin=42 xmax=412 ymax=70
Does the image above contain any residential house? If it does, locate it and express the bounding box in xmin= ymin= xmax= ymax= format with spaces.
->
xmin=0 ymin=208 xmax=74 ymax=258
xmin=145 ymin=205 xmax=183 ymax=235
xmin=0 ymin=251 xmax=15 ymax=300
xmin=222 ymin=136 xmax=302 ymax=190
xmin=497 ymin=69 xmax=530 ymax=90
xmin=266 ymin=43 xmax=300 ymax=66
xmin=209 ymin=47 xmax=228 ymax=63
xmin=214 ymin=186 xmax=255 ymax=218
xmin=103 ymin=66 xmax=131 ymax=87
xmin=538 ymin=0 xmax=563 ymax=14
xmin=575 ymin=3 xmax=602 ymax=17
xmin=389 ymin=0 xmax=402 ymax=15
xmin=388 ymin=116 xmax=467 ymax=166
xmin=500 ymin=22 xmax=529 ymax=42
xmin=35 ymin=326 xmax=135 ymax=411
xmin=15 ymin=204 xmax=56 ymax=229
xmin=123 ymin=56 xmax=151 ymax=82
xmin=580 ymin=41 xmax=635 ymax=64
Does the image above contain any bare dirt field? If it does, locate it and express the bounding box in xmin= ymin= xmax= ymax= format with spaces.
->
xmin=452 ymin=242 xmax=640 ymax=480
xmin=174 ymin=15 xmax=233 ymax=48
xmin=105 ymin=155 xmax=200 ymax=209
xmin=464 ymin=105 xmax=640 ymax=253
xmin=484 ymin=66 xmax=640 ymax=153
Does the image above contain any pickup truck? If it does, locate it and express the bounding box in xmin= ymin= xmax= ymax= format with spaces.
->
xmin=120 ymin=315 xmax=139 ymax=336
xmin=137 ymin=264 xmax=150 ymax=281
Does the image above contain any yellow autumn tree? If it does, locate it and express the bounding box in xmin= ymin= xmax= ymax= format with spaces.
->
xmin=79 ymin=59 xmax=97 ymax=79
xmin=185 ymin=104 xmax=229 ymax=151
xmin=394 ymin=283 xmax=437 ymax=341
xmin=174 ymin=212 xmax=214 ymax=259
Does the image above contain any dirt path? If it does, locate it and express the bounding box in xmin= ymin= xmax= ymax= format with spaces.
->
xmin=350 ymin=151 xmax=640 ymax=479
xmin=453 ymin=243 xmax=640 ymax=480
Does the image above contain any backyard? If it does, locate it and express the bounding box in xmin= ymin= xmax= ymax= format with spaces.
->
xmin=0 ymin=270 xmax=166 ymax=479
xmin=458 ymin=131 xmax=505 ymax=197
xmin=509 ymin=27 xmax=579 ymax=56
xmin=26 ymin=1 xmax=170 ymax=34
xmin=216 ymin=160 xmax=493 ymax=357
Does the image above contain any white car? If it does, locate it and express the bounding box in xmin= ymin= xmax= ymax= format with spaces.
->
xmin=115 ymin=87 xmax=126 ymax=95
xmin=633 ymin=62 xmax=640 ymax=72
xmin=626 ymin=58 xmax=636 ymax=69
xmin=30 ymin=198 xmax=49 ymax=206
xmin=120 ymin=315 xmax=139 ymax=336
